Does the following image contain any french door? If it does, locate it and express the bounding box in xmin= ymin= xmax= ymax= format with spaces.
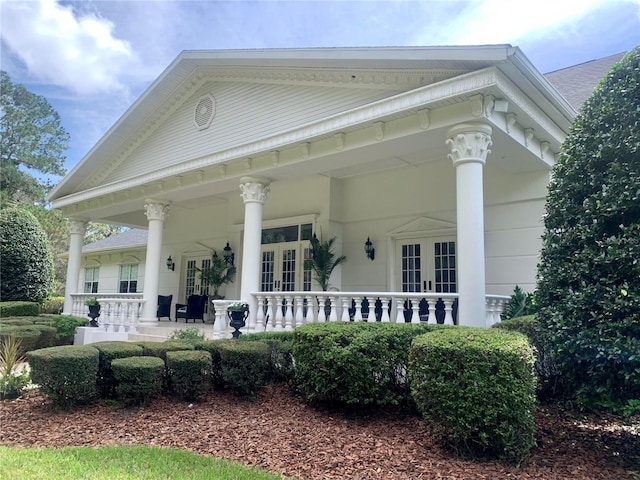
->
xmin=260 ymin=243 xmax=311 ymax=292
xmin=398 ymin=237 xmax=457 ymax=294
xmin=184 ymin=256 xmax=212 ymax=298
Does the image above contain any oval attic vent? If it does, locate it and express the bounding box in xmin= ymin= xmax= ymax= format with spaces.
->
xmin=194 ymin=94 xmax=215 ymax=130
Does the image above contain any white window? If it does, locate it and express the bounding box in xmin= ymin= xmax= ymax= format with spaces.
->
xmin=84 ymin=267 xmax=99 ymax=293
xmin=119 ymin=264 xmax=138 ymax=293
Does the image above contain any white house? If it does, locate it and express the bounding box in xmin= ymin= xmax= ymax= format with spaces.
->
xmin=49 ymin=46 xmax=623 ymax=337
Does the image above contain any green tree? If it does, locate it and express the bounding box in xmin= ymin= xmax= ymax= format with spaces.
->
xmin=84 ymin=223 xmax=125 ymax=245
xmin=0 ymin=70 xmax=69 ymax=205
xmin=536 ymin=48 xmax=640 ymax=409
xmin=0 ymin=207 xmax=54 ymax=302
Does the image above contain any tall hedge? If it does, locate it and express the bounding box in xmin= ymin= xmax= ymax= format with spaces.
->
xmin=536 ymin=48 xmax=640 ymax=408
xmin=0 ymin=207 xmax=54 ymax=302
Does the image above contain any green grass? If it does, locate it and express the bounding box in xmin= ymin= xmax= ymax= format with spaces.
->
xmin=0 ymin=445 xmax=288 ymax=480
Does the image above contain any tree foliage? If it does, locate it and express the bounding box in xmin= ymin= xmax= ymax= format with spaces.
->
xmin=0 ymin=71 xmax=69 ymax=205
xmin=304 ymin=234 xmax=347 ymax=291
xmin=536 ymin=47 xmax=640 ymax=409
xmin=0 ymin=207 xmax=54 ymax=302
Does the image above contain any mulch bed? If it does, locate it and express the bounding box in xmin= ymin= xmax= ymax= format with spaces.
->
xmin=1 ymin=384 xmax=638 ymax=479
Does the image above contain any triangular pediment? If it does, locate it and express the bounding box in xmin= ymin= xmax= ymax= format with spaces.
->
xmin=388 ymin=217 xmax=456 ymax=237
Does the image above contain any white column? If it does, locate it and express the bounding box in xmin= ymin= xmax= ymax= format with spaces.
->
xmin=63 ymin=219 xmax=87 ymax=315
xmin=140 ymin=200 xmax=170 ymax=325
xmin=446 ymin=123 xmax=492 ymax=327
xmin=239 ymin=176 xmax=271 ymax=330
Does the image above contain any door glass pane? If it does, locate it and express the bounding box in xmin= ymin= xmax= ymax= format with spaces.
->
xmin=303 ymin=247 xmax=311 ymax=291
xmin=401 ymin=243 xmax=421 ymax=293
xmin=186 ymin=260 xmax=197 ymax=297
xmin=281 ymin=249 xmax=296 ymax=292
xmin=434 ymin=241 xmax=456 ymax=294
xmin=200 ymin=258 xmax=211 ymax=296
xmin=261 ymin=251 xmax=275 ymax=291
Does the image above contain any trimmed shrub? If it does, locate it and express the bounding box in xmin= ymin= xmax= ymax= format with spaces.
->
xmin=92 ymin=341 xmax=144 ymax=398
xmin=493 ymin=315 xmax=560 ymax=400
xmin=536 ymin=48 xmax=640 ymax=409
xmin=0 ymin=325 xmax=41 ymax=356
xmin=0 ymin=302 xmax=39 ymax=317
xmin=38 ymin=315 xmax=88 ymax=345
xmin=27 ymin=345 xmax=99 ymax=409
xmin=112 ymin=356 xmax=165 ymax=406
xmin=239 ymin=332 xmax=295 ymax=384
xmin=0 ymin=207 xmax=54 ymax=302
xmin=0 ymin=317 xmax=36 ymax=326
xmin=166 ymin=350 xmax=213 ymax=402
xmin=136 ymin=340 xmax=195 ymax=362
xmin=39 ymin=297 xmax=64 ymax=315
xmin=30 ymin=325 xmax=57 ymax=349
xmin=294 ymin=322 xmax=438 ymax=407
xmin=194 ymin=340 xmax=227 ymax=389
xmin=409 ymin=327 xmax=536 ymax=464
xmin=217 ymin=341 xmax=270 ymax=399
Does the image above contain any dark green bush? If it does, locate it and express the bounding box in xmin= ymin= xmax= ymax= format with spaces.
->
xmin=136 ymin=340 xmax=194 ymax=362
xmin=27 ymin=345 xmax=99 ymax=409
xmin=39 ymin=297 xmax=65 ymax=314
xmin=294 ymin=322 xmax=438 ymax=407
xmin=0 ymin=317 xmax=36 ymax=326
xmin=194 ymin=340 xmax=228 ymax=389
xmin=0 ymin=325 xmax=41 ymax=356
xmin=38 ymin=315 xmax=88 ymax=344
xmin=239 ymin=331 xmax=295 ymax=384
xmin=0 ymin=302 xmax=39 ymax=317
xmin=536 ymin=48 xmax=640 ymax=410
xmin=30 ymin=324 xmax=57 ymax=349
xmin=92 ymin=341 xmax=144 ymax=398
xmin=217 ymin=341 xmax=270 ymax=399
xmin=409 ymin=327 xmax=536 ymax=464
xmin=0 ymin=208 xmax=54 ymax=302
xmin=111 ymin=356 xmax=165 ymax=406
xmin=493 ymin=315 xmax=560 ymax=400
xmin=166 ymin=350 xmax=213 ymax=402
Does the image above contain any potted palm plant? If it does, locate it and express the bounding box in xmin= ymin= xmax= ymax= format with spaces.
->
xmin=197 ymin=250 xmax=237 ymax=299
xmin=304 ymin=234 xmax=347 ymax=291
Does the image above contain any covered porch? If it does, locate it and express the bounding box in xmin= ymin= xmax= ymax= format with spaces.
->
xmin=49 ymin=47 xmax=572 ymax=341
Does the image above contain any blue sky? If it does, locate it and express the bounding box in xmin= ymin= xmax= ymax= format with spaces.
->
xmin=1 ymin=0 xmax=639 ymax=184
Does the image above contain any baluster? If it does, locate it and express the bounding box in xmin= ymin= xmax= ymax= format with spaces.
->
xmin=341 ymin=296 xmax=351 ymax=322
xmin=395 ymin=298 xmax=405 ymax=323
xmin=427 ymin=298 xmax=437 ymax=324
xmin=410 ymin=297 xmax=421 ymax=324
xmin=317 ymin=295 xmax=326 ymax=322
xmin=379 ymin=297 xmax=390 ymax=322
xmin=212 ymin=302 xmax=226 ymax=339
xmin=305 ymin=295 xmax=316 ymax=323
xmin=294 ymin=296 xmax=305 ymax=328
xmin=255 ymin=295 xmax=265 ymax=331
xmin=443 ymin=298 xmax=454 ymax=325
xmin=264 ymin=297 xmax=275 ymax=332
xmin=131 ymin=301 xmax=140 ymax=328
xmin=328 ymin=296 xmax=338 ymax=322
xmin=353 ymin=296 xmax=363 ymax=322
xmin=274 ymin=295 xmax=284 ymax=331
xmin=284 ymin=296 xmax=294 ymax=331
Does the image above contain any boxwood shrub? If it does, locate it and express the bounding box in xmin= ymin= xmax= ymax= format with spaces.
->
xmin=136 ymin=340 xmax=194 ymax=361
xmin=27 ymin=345 xmax=99 ymax=409
xmin=0 ymin=325 xmax=41 ymax=356
xmin=112 ymin=356 xmax=165 ymax=406
xmin=294 ymin=322 xmax=439 ymax=407
xmin=409 ymin=327 xmax=536 ymax=464
xmin=217 ymin=341 xmax=270 ymax=399
xmin=0 ymin=302 xmax=39 ymax=318
xmin=239 ymin=331 xmax=295 ymax=384
xmin=92 ymin=341 xmax=144 ymax=398
xmin=166 ymin=350 xmax=213 ymax=402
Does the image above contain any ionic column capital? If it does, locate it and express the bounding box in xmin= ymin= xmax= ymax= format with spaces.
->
xmin=144 ymin=199 xmax=170 ymax=222
xmin=67 ymin=219 xmax=87 ymax=236
xmin=239 ymin=176 xmax=271 ymax=204
xmin=446 ymin=123 xmax=493 ymax=167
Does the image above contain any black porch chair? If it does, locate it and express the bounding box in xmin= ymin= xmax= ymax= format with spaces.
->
xmin=175 ymin=294 xmax=208 ymax=323
xmin=157 ymin=295 xmax=173 ymax=321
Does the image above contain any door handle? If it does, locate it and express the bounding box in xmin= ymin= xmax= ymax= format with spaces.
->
xmin=428 ymin=281 xmax=432 ymax=291
xmin=423 ymin=281 xmax=427 ymax=292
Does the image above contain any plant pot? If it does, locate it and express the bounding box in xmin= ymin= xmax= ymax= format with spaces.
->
xmin=88 ymin=304 xmax=101 ymax=327
xmin=227 ymin=309 xmax=249 ymax=338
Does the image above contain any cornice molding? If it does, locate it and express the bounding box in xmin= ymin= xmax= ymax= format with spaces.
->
xmin=52 ymin=67 xmax=565 ymax=210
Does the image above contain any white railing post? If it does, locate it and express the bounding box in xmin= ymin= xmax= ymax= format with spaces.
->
xmin=317 ymin=295 xmax=326 ymax=322
xmin=380 ymin=296 xmax=390 ymax=322
xmin=294 ymin=295 xmax=305 ymax=328
xmin=443 ymin=299 xmax=454 ymax=325
xmin=284 ymin=296 xmax=294 ymax=331
xmin=395 ymin=298 xmax=405 ymax=323
xmin=410 ymin=297 xmax=421 ymax=324
xmin=341 ymin=296 xmax=351 ymax=322
xmin=353 ymin=297 xmax=363 ymax=322
xmin=328 ymin=296 xmax=338 ymax=322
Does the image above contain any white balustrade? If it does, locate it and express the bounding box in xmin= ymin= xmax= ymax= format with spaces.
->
xmin=70 ymin=294 xmax=144 ymax=331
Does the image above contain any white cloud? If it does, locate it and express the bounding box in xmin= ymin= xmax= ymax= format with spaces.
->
xmin=0 ymin=0 xmax=136 ymax=95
